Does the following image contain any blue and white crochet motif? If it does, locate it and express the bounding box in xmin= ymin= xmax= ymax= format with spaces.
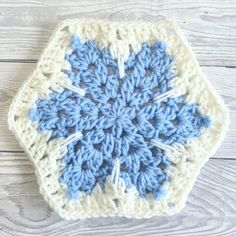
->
xmin=29 ymin=36 xmax=211 ymax=200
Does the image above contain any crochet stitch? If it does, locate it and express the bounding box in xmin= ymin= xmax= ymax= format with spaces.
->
xmin=8 ymin=19 xmax=229 ymax=220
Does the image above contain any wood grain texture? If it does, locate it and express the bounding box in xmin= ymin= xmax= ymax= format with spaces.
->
xmin=0 ymin=0 xmax=235 ymax=65
xmin=0 ymin=153 xmax=235 ymax=236
xmin=0 ymin=0 xmax=235 ymax=235
xmin=0 ymin=63 xmax=235 ymax=157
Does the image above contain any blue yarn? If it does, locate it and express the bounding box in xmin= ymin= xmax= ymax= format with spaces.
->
xmin=29 ymin=35 xmax=211 ymax=200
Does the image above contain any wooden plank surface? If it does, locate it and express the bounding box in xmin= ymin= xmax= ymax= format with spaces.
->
xmin=0 ymin=0 xmax=235 ymax=235
xmin=0 ymin=0 xmax=235 ymax=65
xmin=0 ymin=63 xmax=235 ymax=158
xmin=0 ymin=154 xmax=235 ymax=236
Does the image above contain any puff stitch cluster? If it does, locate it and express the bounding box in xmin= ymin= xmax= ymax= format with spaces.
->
xmin=8 ymin=19 xmax=229 ymax=220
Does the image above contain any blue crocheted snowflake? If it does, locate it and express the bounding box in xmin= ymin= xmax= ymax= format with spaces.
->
xmin=29 ymin=36 xmax=211 ymax=200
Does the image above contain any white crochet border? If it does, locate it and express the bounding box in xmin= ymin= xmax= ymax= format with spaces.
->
xmin=8 ymin=19 xmax=229 ymax=220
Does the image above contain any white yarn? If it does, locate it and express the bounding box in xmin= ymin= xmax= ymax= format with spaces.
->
xmin=8 ymin=19 xmax=229 ymax=220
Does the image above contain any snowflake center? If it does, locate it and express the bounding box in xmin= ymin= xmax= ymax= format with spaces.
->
xmin=28 ymin=35 xmax=212 ymax=202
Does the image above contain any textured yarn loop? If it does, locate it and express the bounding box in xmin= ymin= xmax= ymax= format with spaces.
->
xmin=29 ymin=35 xmax=211 ymax=200
xmin=8 ymin=19 xmax=229 ymax=220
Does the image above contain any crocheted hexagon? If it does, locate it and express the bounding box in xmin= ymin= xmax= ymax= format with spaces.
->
xmin=8 ymin=19 xmax=229 ymax=220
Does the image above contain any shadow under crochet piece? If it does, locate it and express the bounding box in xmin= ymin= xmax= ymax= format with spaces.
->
xmin=8 ymin=19 xmax=229 ymax=220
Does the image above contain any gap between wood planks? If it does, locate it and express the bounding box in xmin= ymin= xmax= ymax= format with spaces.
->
xmin=0 ymin=60 xmax=235 ymax=74
xmin=0 ymin=157 xmax=235 ymax=236
xmin=1 ymin=150 xmax=235 ymax=161
xmin=1 ymin=59 xmax=236 ymax=68
xmin=1 ymin=61 xmax=235 ymax=158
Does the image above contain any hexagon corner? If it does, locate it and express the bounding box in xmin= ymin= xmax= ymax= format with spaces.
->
xmin=8 ymin=19 xmax=229 ymax=220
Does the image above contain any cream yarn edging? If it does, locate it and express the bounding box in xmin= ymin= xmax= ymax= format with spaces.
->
xmin=8 ymin=19 xmax=229 ymax=220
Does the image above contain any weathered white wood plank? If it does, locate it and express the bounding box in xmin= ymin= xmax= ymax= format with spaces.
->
xmin=0 ymin=154 xmax=235 ymax=236
xmin=0 ymin=1 xmax=235 ymax=235
xmin=0 ymin=0 xmax=235 ymax=65
xmin=0 ymin=63 xmax=235 ymax=157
